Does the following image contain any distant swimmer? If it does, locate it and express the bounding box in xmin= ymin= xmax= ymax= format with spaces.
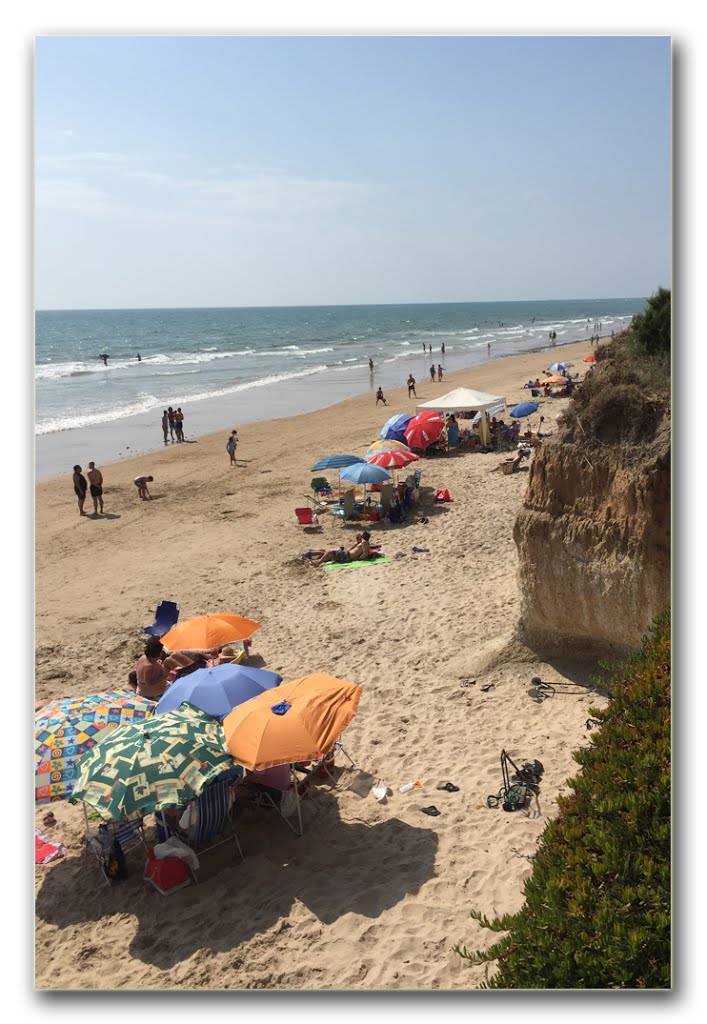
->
xmin=137 ymin=353 xmax=142 ymax=361
xmin=441 ymin=343 xmax=445 ymax=355
xmin=369 ymin=357 xmax=374 ymax=372
xmin=99 ymin=354 xmax=109 ymax=366
xmin=487 ymin=342 xmax=491 ymax=356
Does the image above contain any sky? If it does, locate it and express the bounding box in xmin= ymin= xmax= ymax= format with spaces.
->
xmin=34 ymin=34 xmax=671 ymax=309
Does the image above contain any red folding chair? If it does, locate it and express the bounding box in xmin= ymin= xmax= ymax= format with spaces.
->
xmin=295 ymin=507 xmax=321 ymax=528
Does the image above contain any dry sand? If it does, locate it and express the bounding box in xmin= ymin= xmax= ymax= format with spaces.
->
xmin=34 ymin=339 xmax=609 ymax=990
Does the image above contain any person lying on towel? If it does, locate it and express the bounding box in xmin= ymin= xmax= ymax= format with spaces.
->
xmin=308 ymin=531 xmax=372 ymax=567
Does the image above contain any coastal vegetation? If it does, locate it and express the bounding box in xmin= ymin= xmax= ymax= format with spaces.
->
xmin=456 ymin=609 xmax=671 ymax=988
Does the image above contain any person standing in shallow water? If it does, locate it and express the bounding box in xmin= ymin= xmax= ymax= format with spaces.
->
xmin=167 ymin=407 xmax=175 ymax=442
xmin=161 ymin=410 xmax=169 ymax=445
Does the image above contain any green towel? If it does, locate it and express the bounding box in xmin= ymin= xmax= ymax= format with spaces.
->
xmin=322 ymin=557 xmax=390 ymax=571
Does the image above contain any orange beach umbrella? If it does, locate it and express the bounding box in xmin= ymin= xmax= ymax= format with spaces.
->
xmin=543 ymin=376 xmax=568 ymax=386
xmin=583 ymin=354 xmax=596 ymax=363
xmin=223 ymin=672 xmax=362 ymax=770
xmin=162 ymin=613 xmax=261 ymax=652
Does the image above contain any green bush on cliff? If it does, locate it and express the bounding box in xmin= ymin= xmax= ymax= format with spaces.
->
xmin=455 ymin=609 xmax=671 ymax=989
xmin=628 ymin=286 xmax=671 ymax=357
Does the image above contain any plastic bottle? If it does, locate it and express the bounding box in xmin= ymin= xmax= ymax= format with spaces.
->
xmin=399 ymin=780 xmax=422 ymax=794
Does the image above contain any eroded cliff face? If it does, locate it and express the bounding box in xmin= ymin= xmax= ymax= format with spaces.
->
xmin=513 ymin=374 xmax=670 ymax=657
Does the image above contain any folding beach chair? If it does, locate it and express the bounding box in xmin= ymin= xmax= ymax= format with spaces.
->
xmin=82 ymin=805 xmax=147 ymax=887
xmin=164 ymin=777 xmax=244 ymax=881
xmin=310 ymin=476 xmax=332 ymax=497
xmin=295 ymin=507 xmax=321 ymax=529
xmin=144 ymin=600 xmax=179 ymax=637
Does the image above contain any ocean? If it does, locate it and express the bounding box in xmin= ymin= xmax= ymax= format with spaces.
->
xmin=35 ymin=298 xmax=644 ymax=478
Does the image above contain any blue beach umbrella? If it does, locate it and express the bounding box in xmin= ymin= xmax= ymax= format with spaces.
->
xmin=310 ymin=454 xmax=366 ymax=472
xmin=154 ymin=664 xmax=283 ymax=720
xmin=340 ymin=462 xmax=392 ymax=485
xmin=510 ymin=401 xmax=539 ymax=419
xmin=547 ymin=362 xmax=572 ymax=372
xmin=380 ymin=414 xmax=413 ymax=443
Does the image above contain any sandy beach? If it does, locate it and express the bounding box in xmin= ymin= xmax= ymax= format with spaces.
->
xmin=34 ymin=339 xmax=610 ymax=991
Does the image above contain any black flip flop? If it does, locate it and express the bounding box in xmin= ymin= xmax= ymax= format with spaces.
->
xmin=420 ymin=805 xmax=441 ymax=816
xmin=436 ymin=782 xmax=460 ymax=793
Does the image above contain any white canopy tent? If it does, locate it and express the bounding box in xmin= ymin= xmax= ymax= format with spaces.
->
xmin=416 ymin=387 xmax=506 ymax=445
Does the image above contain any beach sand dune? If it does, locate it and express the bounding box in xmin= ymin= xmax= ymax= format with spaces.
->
xmin=35 ymin=341 xmax=608 ymax=990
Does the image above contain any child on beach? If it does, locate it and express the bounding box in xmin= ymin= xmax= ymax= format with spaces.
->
xmin=226 ymin=431 xmax=238 ymax=465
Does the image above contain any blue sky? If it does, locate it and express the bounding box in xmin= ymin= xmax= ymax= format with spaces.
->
xmin=35 ymin=35 xmax=671 ymax=309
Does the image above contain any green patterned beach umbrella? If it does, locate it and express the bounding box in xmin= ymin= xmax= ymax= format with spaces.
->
xmin=69 ymin=703 xmax=238 ymax=821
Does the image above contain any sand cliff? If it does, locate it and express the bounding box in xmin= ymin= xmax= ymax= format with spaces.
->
xmin=513 ymin=343 xmax=671 ymax=657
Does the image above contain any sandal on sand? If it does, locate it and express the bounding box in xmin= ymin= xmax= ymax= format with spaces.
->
xmin=480 ymin=683 xmax=495 ymax=692
xmin=43 ymin=812 xmax=56 ymax=827
xmin=420 ymin=805 xmax=441 ymax=817
xmin=436 ymin=782 xmax=460 ymax=793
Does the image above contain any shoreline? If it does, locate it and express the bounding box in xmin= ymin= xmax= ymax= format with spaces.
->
xmin=35 ymin=336 xmax=602 ymax=482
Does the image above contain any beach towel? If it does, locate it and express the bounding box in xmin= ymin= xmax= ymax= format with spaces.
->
xmin=322 ymin=557 xmax=390 ymax=571
xmin=35 ymin=827 xmax=66 ymax=864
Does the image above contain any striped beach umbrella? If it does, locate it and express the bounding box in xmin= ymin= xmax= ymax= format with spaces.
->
xmin=366 ymin=449 xmax=419 ymax=469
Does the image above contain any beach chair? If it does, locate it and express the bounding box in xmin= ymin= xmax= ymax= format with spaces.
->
xmin=295 ymin=507 xmax=321 ymax=530
xmin=177 ymin=778 xmax=244 ymax=879
xmin=332 ymin=487 xmax=356 ymax=524
xmin=144 ymin=600 xmax=179 ymax=637
xmin=83 ymin=808 xmax=147 ymax=887
xmin=379 ymin=481 xmax=395 ymax=517
xmin=310 ymin=477 xmax=332 ymax=497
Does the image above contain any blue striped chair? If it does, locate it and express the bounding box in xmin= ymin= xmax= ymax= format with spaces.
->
xmin=167 ymin=778 xmax=244 ymax=881
xmin=84 ymin=813 xmax=147 ymax=887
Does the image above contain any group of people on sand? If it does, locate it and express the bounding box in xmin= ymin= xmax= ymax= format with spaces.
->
xmin=72 ymin=462 xmax=105 ymax=515
xmin=161 ymin=407 xmax=186 ymax=444
xmin=129 ymin=636 xmax=241 ymax=700
xmin=429 ymin=364 xmax=444 ymax=382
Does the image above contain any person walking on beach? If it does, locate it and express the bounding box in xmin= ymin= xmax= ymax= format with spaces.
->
xmin=72 ymin=465 xmax=88 ymax=516
xmin=161 ymin=410 xmax=169 ymax=445
xmin=167 ymin=407 xmax=175 ymax=442
xmin=407 ymin=374 xmax=417 ymax=398
xmin=226 ymin=431 xmax=238 ymax=466
xmin=376 ymin=387 xmax=387 ymax=406
xmin=87 ymin=462 xmax=104 ymax=515
xmin=134 ymin=475 xmax=153 ymax=500
xmin=437 ymin=364 xmax=444 ymax=382
xmin=429 ymin=364 xmax=436 ymax=382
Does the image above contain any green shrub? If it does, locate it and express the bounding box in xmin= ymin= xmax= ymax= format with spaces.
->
xmin=455 ymin=609 xmax=671 ymax=988
xmin=628 ymin=287 xmax=671 ymax=356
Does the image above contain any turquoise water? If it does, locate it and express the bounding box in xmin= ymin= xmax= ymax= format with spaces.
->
xmin=35 ymin=299 xmax=643 ymax=437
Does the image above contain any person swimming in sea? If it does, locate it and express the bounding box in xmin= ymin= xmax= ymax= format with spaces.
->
xmin=99 ymin=354 xmax=109 ymax=366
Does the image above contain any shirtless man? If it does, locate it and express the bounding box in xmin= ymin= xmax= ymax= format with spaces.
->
xmin=309 ymin=531 xmax=371 ymax=568
xmin=87 ymin=461 xmax=104 ymax=514
xmin=407 ymin=374 xmax=417 ymax=398
xmin=134 ymin=638 xmax=194 ymax=700
xmin=134 ymin=474 xmax=153 ymax=499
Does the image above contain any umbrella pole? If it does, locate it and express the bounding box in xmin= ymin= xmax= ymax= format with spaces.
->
xmin=292 ymin=765 xmax=304 ymax=837
xmin=82 ymin=801 xmax=90 ymax=839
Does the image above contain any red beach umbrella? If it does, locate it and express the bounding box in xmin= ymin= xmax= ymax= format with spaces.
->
xmin=416 ymin=409 xmax=444 ymax=423
xmin=404 ymin=416 xmax=444 ymax=449
xmin=367 ymin=448 xmax=420 ymax=469
xmin=583 ymin=355 xmax=596 ymax=363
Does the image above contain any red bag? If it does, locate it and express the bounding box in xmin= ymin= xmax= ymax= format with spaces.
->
xmin=144 ymin=848 xmax=191 ymax=894
xmin=435 ymin=489 xmax=453 ymax=502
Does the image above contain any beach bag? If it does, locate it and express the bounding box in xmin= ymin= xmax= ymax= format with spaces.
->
xmin=144 ymin=848 xmax=190 ymax=894
xmin=435 ymin=489 xmax=452 ymax=503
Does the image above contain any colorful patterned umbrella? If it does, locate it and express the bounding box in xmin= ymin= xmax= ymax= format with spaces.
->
xmin=161 ymin=612 xmax=261 ymax=652
xmin=69 ymin=703 xmax=240 ymax=821
xmin=35 ymin=689 xmax=156 ymax=805
xmin=223 ymin=673 xmax=362 ymax=770
xmin=547 ymin=362 xmax=572 ymax=372
xmin=366 ymin=448 xmax=419 ymax=469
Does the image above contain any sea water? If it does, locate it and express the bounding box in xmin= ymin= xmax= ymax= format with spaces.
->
xmin=35 ymin=298 xmax=645 ymax=477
